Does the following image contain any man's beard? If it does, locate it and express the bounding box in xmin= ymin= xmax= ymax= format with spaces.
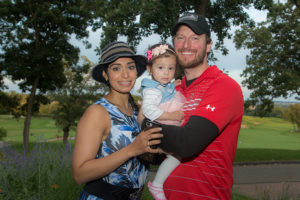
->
xmin=177 ymin=48 xmax=207 ymax=69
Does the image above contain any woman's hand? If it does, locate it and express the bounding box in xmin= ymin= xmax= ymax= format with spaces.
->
xmin=128 ymin=127 xmax=163 ymax=157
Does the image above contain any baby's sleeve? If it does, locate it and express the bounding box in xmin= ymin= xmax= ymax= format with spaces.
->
xmin=142 ymin=88 xmax=163 ymax=121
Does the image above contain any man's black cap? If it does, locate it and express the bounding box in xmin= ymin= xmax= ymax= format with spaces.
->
xmin=171 ymin=13 xmax=211 ymax=37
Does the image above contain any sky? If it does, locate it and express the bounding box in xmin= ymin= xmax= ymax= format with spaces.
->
xmin=4 ymin=3 xmax=298 ymax=102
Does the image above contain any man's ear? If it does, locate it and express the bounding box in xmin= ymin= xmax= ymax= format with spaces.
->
xmin=146 ymin=65 xmax=152 ymax=75
xmin=206 ymin=40 xmax=212 ymax=54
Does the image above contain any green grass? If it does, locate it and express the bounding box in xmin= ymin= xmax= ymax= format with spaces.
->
xmin=235 ymin=148 xmax=300 ymax=162
xmin=238 ymin=116 xmax=300 ymax=150
xmin=0 ymin=115 xmax=75 ymax=142
xmin=234 ymin=116 xmax=300 ymax=162
xmin=3 ymin=114 xmax=299 ymax=162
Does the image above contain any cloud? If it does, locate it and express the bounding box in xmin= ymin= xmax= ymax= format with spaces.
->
xmin=3 ymin=77 xmax=21 ymax=93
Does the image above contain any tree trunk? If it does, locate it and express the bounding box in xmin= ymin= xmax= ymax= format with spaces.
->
xmin=22 ymin=75 xmax=39 ymax=153
xmin=194 ymin=0 xmax=207 ymax=16
xmin=63 ymin=126 xmax=69 ymax=145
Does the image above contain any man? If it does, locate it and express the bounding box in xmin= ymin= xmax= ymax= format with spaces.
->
xmin=157 ymin=13 xmax=244 ymax=199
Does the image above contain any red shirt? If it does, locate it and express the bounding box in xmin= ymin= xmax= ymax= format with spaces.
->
xmin=164 ymin=66 xmax=244 ymax=200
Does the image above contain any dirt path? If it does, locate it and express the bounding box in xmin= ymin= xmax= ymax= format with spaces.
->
xmin=45 ymin=136 xmax=75 ymax=142
xmin=232 ymin=163 xmax=300 ymax=199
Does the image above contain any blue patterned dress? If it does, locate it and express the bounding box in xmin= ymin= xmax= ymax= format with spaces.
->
xmin=79 ymin=98 xmax=148 ymax=200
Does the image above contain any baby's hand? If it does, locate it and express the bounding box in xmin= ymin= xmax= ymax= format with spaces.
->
xmin=173 ymin=111 xmax=184 ymax=121
xmin=173 ymin=79 xmax=181 ymax=86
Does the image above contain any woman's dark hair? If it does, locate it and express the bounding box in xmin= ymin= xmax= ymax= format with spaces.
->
xmin=128 ymin=94 xmax=139 ymax=112
xmin=102 ymin=66 xmax=110 ymax=86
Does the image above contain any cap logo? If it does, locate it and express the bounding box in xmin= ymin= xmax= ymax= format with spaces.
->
xmin=178 ymin=14 xmax=198 ymax=22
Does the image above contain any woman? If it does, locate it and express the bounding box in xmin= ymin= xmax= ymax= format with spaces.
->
xmin=72 ymin=41 xmax=163 ymax=200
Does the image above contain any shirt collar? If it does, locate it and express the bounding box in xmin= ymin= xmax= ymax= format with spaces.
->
xmin=180 ymin=65 xmax=221 ymax=89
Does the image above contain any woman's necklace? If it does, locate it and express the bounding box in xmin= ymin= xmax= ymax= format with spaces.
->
xmin=116 ymin=104 xmax=133 ymax=116
xmin=106 ymin=98 xmax=133 ymax=116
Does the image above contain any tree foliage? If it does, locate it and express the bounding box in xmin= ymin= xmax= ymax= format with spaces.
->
xmin=50 ymin=57 xmax=107 ymax=144
xmin=0 ymin=91 xmax=20 ymax=115
xmin=282 ymin=104 xmax=300 ymax=132
xmin=0 ymin=91 xmax=42 ymax=117
xmin=0 ymin=0 xmax=93 ymax=152
xmin=234 ymin=1 xmax=300 ymax=116
xmin=91 ymin=0 xmax=272 ymax=54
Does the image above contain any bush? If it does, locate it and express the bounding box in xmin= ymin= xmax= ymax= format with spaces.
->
xmin=0 ymin=105 xmax=10 ymax=114
xmin=283 ymin=104 xmax=300 ymax=132
xmin=0 ymin=127 xmax=7 ymax=140
xmin=0 ymin=143 xmax=83 ymax=199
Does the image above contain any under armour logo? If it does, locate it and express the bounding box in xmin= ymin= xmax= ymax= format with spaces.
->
xmin=206 ymin=104 xmax=215 ymax=111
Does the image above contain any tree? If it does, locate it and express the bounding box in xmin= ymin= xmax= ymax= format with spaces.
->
xmin=234 ymin=1 xmax=300 ymax=116
xmin=50 ymin=57 xmax=107 ymax=145
xmin=283 ymin=104 xmax=300 ymax=132
xmin=0 ymin=91 xmax=20 ymax=115
xmin=91 ymin=0 xmax=272 ymax=53
xmin=0 ymin=1 xmax=93 ymax=152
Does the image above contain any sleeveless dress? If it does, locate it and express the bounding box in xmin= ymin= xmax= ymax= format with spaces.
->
xmin=79 ymin=98 xmax=148 ymax=200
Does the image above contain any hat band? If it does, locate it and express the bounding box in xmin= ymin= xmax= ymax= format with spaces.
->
xmin=101 ymin=47 xmax=135 ymax=62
